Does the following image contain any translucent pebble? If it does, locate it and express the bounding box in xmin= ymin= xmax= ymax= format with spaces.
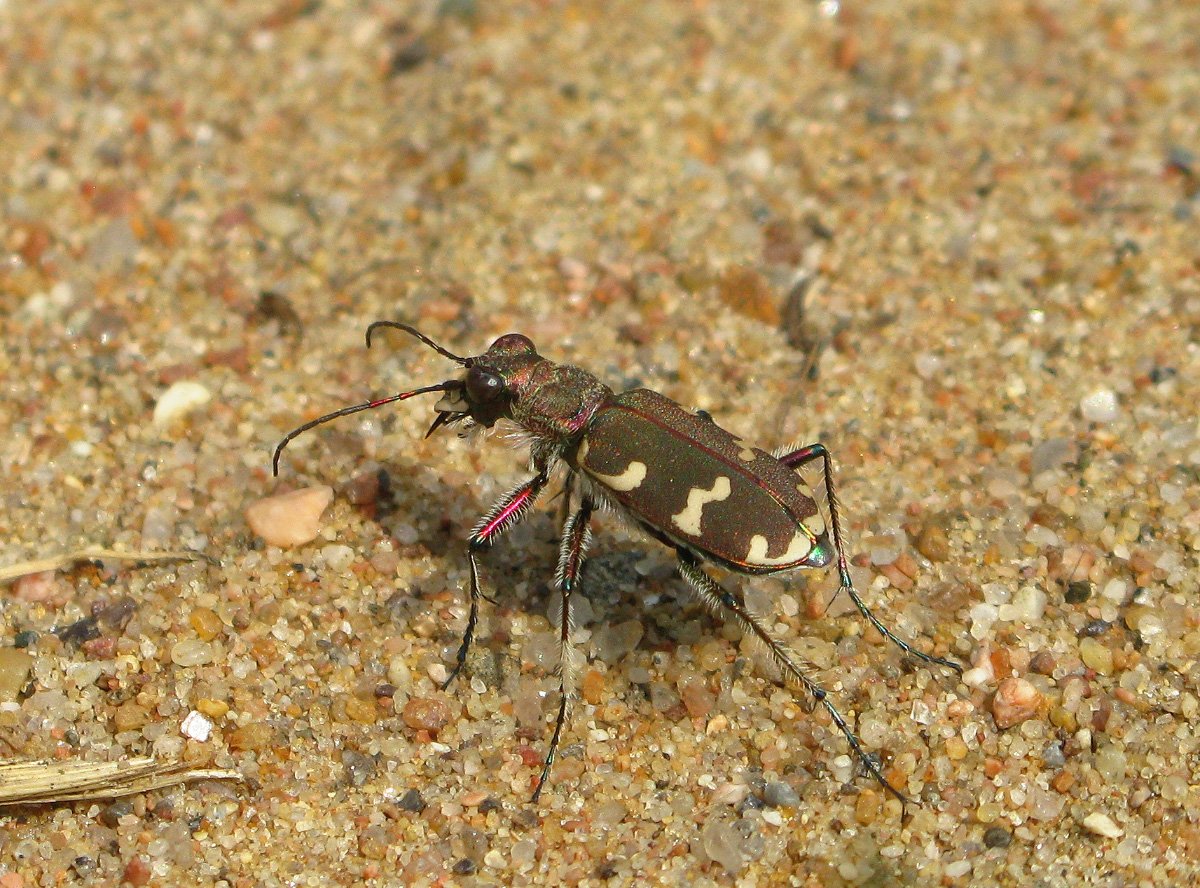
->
xmin=170 ymin=639 xmax=214 ymax=667
xmin=1011 ymin=586 xmax=1047 ymax=622
xmin=1079 ymin=389 xmax=1118 ymax=422
xmin=701 ymin=820 xmax=744 ymax=873
xmin=1082 ymin=812 xmax=1123 ymax=838
xmin=592 ymin=619 xmax=644 ymax=663
xmin=153 ymin=380 xmax=212 ymax=427
xmin=762 ymin=781 xmax=800 ymax=808
xmin=914 ymin=353 xmax=942 ymax=380
xmin=510 ymin=838 xmax=537 ymax=867
xmin=387 ymin=656 xmax=412 ymax=691
xmin=1094 ymin=744 xmax=1127 ymax=782
xmin=1101 ymin=579 xmax=1127 ymax=603
xmin=1030 ymin=438 xmax=1073 ymax=475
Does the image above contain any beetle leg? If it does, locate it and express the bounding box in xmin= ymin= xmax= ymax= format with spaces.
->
xmin=676 ymin=551 xmax=911 ymax=808
xmin=779 ymin=443 xmax=962 ymax=677
xmin=444 ymin=468 xmax=551 ymax=690
xmin=532 ymin=492 xmax=594 ymax=801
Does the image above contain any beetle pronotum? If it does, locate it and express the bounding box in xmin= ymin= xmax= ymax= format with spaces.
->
xmin=273 ymin=322 xmax=961 ymax=804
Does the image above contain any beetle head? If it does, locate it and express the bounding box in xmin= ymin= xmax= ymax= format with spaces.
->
xmin=271 ymin=324 xmax=547 ymax=476
xmin=427 ymin=332 xmax=541 ymax=435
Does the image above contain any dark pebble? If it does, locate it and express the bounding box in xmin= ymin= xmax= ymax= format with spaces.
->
xmin=13 ymin=630 xmax=37 ymax=648
xmin=54 ymin=616 xmax=100 ymax=645
xmin=72 ymin=856 xmax=97 ymax=877
xmin=342 ymin=750 xmax=377 ymax=787
xmin=479 ymin=797 xmax=501 ymax=814
xmin=397 ymin=788 xmax=426 ymax=813
xmin=1079 ymin=619 xmax=1111 ymax=638
xmin=97 ymin=597 xmax=137 ymax=628
xmin=1064 ymin=581 xmax=1092 ymax=604
xmin=99 ymin=799 xmax=134 ymax=828
xmin=452 ymin=858 xmax=476 ymax=875
xmin=983 ymin=826 xmax=1012 ymax=848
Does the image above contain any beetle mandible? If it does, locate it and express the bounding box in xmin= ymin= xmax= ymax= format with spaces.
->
xmin=273 ymin=322 xmax=962 ymax=804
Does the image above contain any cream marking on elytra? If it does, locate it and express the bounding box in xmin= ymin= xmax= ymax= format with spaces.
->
xmin=671 ymin=476 xmax=732 ymax=536
xmin=588 ymin=460 xmax=648 ymax=492
xmin=804 ymin=511 xmax=826 ymax=536
xmin=738 ymin=446 xmax=757 ymax=462
xmin=746 ymin=530 xmax=813 ymax=566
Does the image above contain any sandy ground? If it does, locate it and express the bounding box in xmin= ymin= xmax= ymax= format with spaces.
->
xmin=2 ymin=1 xmax=1199 ymax=885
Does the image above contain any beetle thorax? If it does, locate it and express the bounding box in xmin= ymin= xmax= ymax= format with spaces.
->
xmin=510 ymin=361 xmax=612 ymax=447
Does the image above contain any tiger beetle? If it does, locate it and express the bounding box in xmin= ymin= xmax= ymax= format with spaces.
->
xmin=273 ymin=322 xmax=962 ymax=805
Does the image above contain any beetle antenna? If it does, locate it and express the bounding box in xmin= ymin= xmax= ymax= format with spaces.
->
xmin=365 ymin=321 xmax=469 ymax=365
xmin=272 ymin=383 xmax=453 ymax=476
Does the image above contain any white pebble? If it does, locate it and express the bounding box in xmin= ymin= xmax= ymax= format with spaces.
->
xmin=1101 ymin=578 xmax=1128 ymax=603
xmin=153 ymin=380 xmax=212 ymax=427
xmin=244 ymin=485 xmax=333 ymax=547
xmin=1079 ymin=389 xmax=1118 ymax=423
xmin=180 ymin=710 xmax=213 ymax=742
xmin=1082 ymin=812 xmax=1123 ymax=838
xmin=170 ymin=639 xmax=214 ymax=667
xmin=319 ymin=544 xmax=355 ymax=571
xmin=1011 ymin=585 xmax=1048 ymax=622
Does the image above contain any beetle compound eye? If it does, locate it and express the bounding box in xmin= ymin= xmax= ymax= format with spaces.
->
xmin=466 ymin=367 xmax=504 ymax=403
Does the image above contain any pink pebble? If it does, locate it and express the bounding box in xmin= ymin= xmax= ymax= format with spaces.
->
xmin=244 ymin=485 xmax=333 ymax=547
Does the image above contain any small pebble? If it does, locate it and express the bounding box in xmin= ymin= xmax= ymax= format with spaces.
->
xmin=244 ymin=486 xmax=334 ymax=547
xmin=153 ymin=380 xmax=212 ymax=427
xmin=401 ymin=697 xmax=452 ymax=733
xmin=397 ymin=788 xmax=426 ymax=812
xmin=196 ymin=698 xmax=229 ymax=719
xmin=762 ymin=781 xmax=800 ymax=808
xmin=1082 ymin=812 xmax=1123 ymax=838
xmin=915 ymin=516 xmax=952 ymax=562
xmin=229 ymin=722 xmax=274 ymax=751
xmin=342 ymin=750 xmax=377 ymax=787
xmin=591 ymin=619 xmax=643 ymax=663
xmin=982 ymin=826 xmax=1011 ymax=848
xmin=123 ymin=857 xmax=152 ymax=888
xmin=189 ymin=607 xmax=223 ymax=641
xmin=0 ymin=648 xmax=34 ymax=702
xmin=1079 ymin=389 xmax=1118 ymax=423
xmin=170 ymin=639 xmax=214 ymax=668
xmin=701 ymin=820 xmax=744 ymax=873
xmin=992 ymin=677 xmax=1042 ymax=729
xmin=358 ymin=826 xmax=389 ymax=860
xmin=113 ymin=701 xmax=151 ymax=733
xmin=678 ymin=674 xmax=715 ymax=719
xmin=343 ymin=696 xmax=377 ymax=724
xmin=180 ymin=710 xmax=213 ymax=742
xmin=1042 ymin=741 xmax=1066 ymax=768
xmin=1079 ymin=637 xmax=1114 ymax=675
xmin=100 ymin=800 xmax=134 ymax=828
xmin=12 ymin=570 xmax=68 ymax=605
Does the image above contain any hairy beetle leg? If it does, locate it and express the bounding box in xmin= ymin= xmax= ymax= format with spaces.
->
xmin=532 ymin=492 xmax=594 ymax=801
xmin=677 ymin=551 xmax=912 ymax=809
xmin=780 ymin=443 xmax=963 ymax=677
xmin=443 ymin=468 xmax=550 ymax=690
